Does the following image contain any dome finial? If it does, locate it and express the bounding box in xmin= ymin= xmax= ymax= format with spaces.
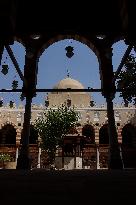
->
xmin=67 ymin=69 xmax=70 ymax=78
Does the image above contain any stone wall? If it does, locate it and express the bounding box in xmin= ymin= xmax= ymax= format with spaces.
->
xmin=0 ymin=104 xmax=136 ymax=146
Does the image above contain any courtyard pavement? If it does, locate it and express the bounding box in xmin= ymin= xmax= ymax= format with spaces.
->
xmin=0 ymin=169 xmax=136 ymax=204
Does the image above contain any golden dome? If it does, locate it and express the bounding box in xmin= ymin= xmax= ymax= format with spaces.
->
xmin=53 ymin=77 xmax=84 ymax=89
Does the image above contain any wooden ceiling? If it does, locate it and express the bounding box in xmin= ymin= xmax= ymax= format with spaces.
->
xmin=0 ymin=0 xmax=132 ymax=45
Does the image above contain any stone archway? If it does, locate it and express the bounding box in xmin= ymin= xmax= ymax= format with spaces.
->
xmin=0 ymin=123 xmax=17 ymax=145
xmin=82 ymin=124 xmax=95 ymax=144
xmin=121 ymin=123 xmax=136 ymax=168
xmin=15 ymin=32 xmax=123 ymax=169
xmin=37 ymin=34 xmax=100 ymax=61
xmin=99 ymin=124 xmax=109 ymax=144
xmin=121 ymin=123 xmax=136 ymax=147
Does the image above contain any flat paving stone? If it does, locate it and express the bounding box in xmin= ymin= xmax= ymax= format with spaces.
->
xmin=0 ymin=169 xmax=136 ymax=204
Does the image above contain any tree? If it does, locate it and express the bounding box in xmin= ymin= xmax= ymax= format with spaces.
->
xmin=117 ymin=54 xmax=136 ymax=105
xmin=34 ymin=105 xmax=79 ymax=166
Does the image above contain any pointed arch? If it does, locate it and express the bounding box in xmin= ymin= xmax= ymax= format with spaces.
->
xmin=82 ymin=124 xmax=95 ymax=144
xmin=0 ymin=123 xmax=17 ymax=145
xmin=121 ymin=123 xmax=136 ymax=147
xmin=0 ymin=121 xmax=18 ymax=130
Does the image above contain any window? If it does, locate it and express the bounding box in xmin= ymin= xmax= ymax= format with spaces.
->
xmin=94 ymin=112 xmax=100 ymax=122
xmin=17 ymin=112 xmax=22 ymax=122
xmin=115 ymin=111 xmax=120 ymax=122
xmin=78 ymin=112 xmax=82 ymax=121
xmin=37 ymin=112 xmax=42 ymax=119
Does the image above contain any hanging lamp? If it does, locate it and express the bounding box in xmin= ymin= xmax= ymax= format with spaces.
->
xmin=1 ymin=56 xmax=9 ymax=75
xmin=12 ymin=80 xmax=18 ymax=89
xmin=65 ymin=46 xmax=74 ymax=58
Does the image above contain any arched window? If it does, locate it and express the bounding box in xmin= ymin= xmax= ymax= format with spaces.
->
xmin=105 ymin=114 xmax=108 ymax=121
xmin=17 ymin=112 xmax=22 ymax=122
xmin=115 ymin=111 xmax=120 ymax=122
xmin=94 ymin=111 xmax=100 ymax=121
xmin=37 ymin=112 xmax=43 ymax=119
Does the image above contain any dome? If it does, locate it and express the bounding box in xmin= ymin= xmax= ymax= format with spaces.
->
xmin=53 ymin=77 xmax=84 ymax=89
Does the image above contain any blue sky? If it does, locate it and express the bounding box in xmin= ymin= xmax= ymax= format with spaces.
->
xmin=0 ymin=39 xmax=129 ymax=106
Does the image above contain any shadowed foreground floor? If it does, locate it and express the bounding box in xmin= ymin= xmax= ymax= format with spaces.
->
xmin=0 ymin=169 xmax=136 ymax=204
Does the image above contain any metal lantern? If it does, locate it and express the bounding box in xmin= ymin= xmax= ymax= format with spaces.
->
xmin=1 ymin=64 xmax=9 ymax=75
xmin=65 ymin=46 xmax=74 ymax=58
xmin=12 ymin=80 xmax=18 ymax=89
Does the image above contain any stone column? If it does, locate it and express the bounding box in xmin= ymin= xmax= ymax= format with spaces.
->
xmin=106 ymin=96 xmax=123 ymax=169
xmin=37 ymin=147 xmax=41 ymax=168
xmin=96 ymin=146 xmax=100 ymax=169
xmin=95 ymin=126 xmax=99 ymax=144
xmin=16 ymin=96 xmax=32 ymax=169
xmin=15 ymin=147 xmax=19 ymax=162
xmin=16 ymin=46 xmax=38 ymax=169
xmin=62 ymin=146 xmax=64 ymax=169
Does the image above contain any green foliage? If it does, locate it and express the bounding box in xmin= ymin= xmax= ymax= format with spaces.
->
xmin=34 ymin=105 xmax=79 ymax=163
xmin=117 ymin=54 xmax=136 ymax=105
xmin=0 ymin=153 xmax=11 ymax=162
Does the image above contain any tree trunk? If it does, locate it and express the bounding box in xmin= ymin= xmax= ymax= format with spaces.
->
xmin=62 ymin=146 xmax=64 ymax=169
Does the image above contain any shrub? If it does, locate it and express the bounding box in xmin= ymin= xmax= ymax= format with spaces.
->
xmin=0 ymin=153 xmax=12 ymax=162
